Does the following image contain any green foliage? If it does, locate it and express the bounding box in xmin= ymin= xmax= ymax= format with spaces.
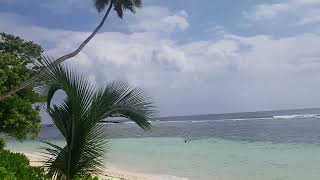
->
xmin=94 ymin=0 xmax=142 ymax=18
xmin=0 ymin=33 xmax=43 ymax=140
xmin=74 ymin=176 xmax=99 ymax=180
xmin=0 ymin=150 xmax=49 ymax=180
xmin=0 ymin=138 xmax=5 ymax=150
xmin=41 ymin=62 xmax=156 ymax=179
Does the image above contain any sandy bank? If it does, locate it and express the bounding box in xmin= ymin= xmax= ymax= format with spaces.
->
xmin=19 ymin=151 xmax=188 ymax=180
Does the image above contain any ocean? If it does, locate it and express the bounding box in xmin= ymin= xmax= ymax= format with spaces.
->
xmin=6 ymin=108 xmax=320 ymax=180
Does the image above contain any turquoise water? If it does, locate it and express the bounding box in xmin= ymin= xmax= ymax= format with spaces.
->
xmin=6 ymin=137 xmax=320 ymax=180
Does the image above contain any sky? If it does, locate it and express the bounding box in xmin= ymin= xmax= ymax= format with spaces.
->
xmin=1 ymin=0 xmax=320 ymax=120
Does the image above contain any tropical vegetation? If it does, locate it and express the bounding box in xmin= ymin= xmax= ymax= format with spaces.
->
xmin=0 ymin=138 xmax=5 ymax=150
xmin=0 ymin=149 xmax=100 ymax=180
xmin=0 ymin=150 xmax=48 ymax=180
xmin=0 ymin=1 xmax=153 ymax=178
xmin=0 ymin=33 xmax=44 ymax=140
xmin=40 ymin=61 xmax=155 ymax=179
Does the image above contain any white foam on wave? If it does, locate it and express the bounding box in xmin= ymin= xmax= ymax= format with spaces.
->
xmin=155 ymin=120 xmax=188 ymax=123
xmin=273 ymin=114 xmax=320 ymax=119
xmin=142 ymin=114 xmax=320 ymax=124
xmin=191 ymin=120 xmax=212 ymax=123
xmin=125 ymin=120 xmax=161 ymax=124
xmin=123 ymin=121 xmax=136 ymax=124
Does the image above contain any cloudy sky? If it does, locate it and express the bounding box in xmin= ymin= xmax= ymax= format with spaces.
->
xmin=1 ymin=0 xmax=320 ymax=119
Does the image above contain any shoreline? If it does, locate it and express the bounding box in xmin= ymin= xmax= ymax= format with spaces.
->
xmin=19 ymin=151 xmax=188 ymax=180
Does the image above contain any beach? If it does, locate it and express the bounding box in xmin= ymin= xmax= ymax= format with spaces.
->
xmin=19 ymin=150 xmax=187 ymax=180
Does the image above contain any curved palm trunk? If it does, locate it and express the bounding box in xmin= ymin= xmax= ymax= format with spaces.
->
xmin=0 ymin=3 xmax=113 ymax=101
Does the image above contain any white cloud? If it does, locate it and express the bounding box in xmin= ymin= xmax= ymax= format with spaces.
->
xmin=228 ymin=34 xmax=320 ymax=72
xmin=246 ymin=0 xmax=320 ymax=26
xmin=126 ymin=6 xmax=189 ymax=33
xmin=205 ymin=25 xmax=226 ymax=35
xmin=250 ymin=3 xmax=291 ymax=20
xmin=2 ymin=10 xmax=320 ymax=116
xmin=297 ymin=10 xmax=320 ymax=25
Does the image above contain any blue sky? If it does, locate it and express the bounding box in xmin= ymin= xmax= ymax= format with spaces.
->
xmin=0 ymin=0 xmax=304 ymax=40
xmin=1 ymin=0 xmax=320 ymax=122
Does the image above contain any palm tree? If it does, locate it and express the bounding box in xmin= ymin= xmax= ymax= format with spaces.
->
xmin=0 ymin=0 xmax=142 ymax=101
xmin=41 ymin=62 xmax=155 ymax=179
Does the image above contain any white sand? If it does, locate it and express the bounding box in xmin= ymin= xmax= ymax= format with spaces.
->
xmin=19 ymin=151 xmax=188 ymax=180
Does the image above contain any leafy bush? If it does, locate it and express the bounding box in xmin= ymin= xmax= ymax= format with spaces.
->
xmin=74 ymin=176 xmax=99 ymax=180
xmin=0 ymin=138 xmax=5 ymax=150
xmin=0 ymin=33 xmax=44 ymax=141
xmin=0 ymin=150 xmax=49 ymax=180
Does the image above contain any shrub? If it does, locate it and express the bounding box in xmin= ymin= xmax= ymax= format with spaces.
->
xmin=0 ymin=150 xmax=49 ymax=180
xmin=74 ymin=176 xmax=99 ymax=180
xmin=0 ymin=138 xmax=5 ymax=150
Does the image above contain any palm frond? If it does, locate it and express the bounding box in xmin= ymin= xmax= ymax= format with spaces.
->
xmin=93 ymin=0 xmax=142 ymax=18
xmin=94 ymin=0 xmax=110 ymax=13
xmin=91 ymin=81 xmax=156 ymax=130
xmin=40 ymin=142 xmax=68 ymax=177
xmin=41 ymin=62 xmax=156 ymax=179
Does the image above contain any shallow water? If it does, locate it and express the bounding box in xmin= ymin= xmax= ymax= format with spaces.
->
xmin=7 ymin=137 xmax=320 ymax=180
xmin=6 ymin=109 xmax=320 ymax=180
xmin=108 ymin=138 xmax=320 ymax=180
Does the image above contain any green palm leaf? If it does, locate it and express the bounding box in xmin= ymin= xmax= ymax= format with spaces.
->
xmin=94 ymin=0 xmax=142 ymax=18
xmin=41 ymin=62 xmax=156 ymax=179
